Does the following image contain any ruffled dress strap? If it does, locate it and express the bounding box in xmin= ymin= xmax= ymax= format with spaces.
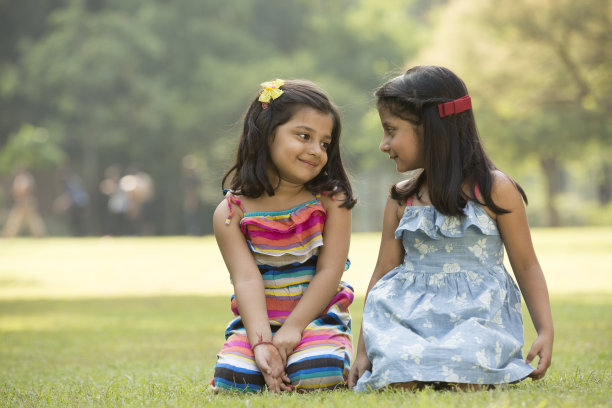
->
xmin=395 ymin=200 xmax=499 ymax=240
xmin=223 ymin=190 xmax=246 ymax=225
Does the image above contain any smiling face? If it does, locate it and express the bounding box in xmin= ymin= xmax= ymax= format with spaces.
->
xmin=378 ymin=106 xmax=425 ymax=173
xmin=268 ymin=106 xmax=334 ymax=186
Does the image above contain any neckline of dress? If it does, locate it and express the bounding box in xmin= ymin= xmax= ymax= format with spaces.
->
xmin=243 ymin=199 xmax=320 ymax=217
xmin=403 ymin=200 xmax=492 ymax=219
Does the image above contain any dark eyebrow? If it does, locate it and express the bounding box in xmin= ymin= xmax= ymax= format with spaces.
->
xmin=294 ymin=125 xmax=332 ymax=141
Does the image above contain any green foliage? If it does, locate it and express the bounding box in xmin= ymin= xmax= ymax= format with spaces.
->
xmin=0 ymin=123 xmax=65 ymax=173
xmin=1 ymin=0 xmax=610 ymax=232
xmin=0 ymin=0 xmax=432 ymax=233
xmin=416 ymin=0 xmax=612 ymax=224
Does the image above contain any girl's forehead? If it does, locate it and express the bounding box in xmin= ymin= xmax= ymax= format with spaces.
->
xmin=289 ymin=105 xmax=331 ymax=119
xmin=285 ymin=107 xmax=334 ymax=129
xmin=378 ymin=104 xmax=419 ymax=124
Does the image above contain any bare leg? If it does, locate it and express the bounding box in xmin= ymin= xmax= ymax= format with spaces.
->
xmin=436 ymin=382 xmax=495 ymax=391
xmin=2 ymin=206 xmax=25 ymax=237
xmin=388 ymin=381 xmax=427 ymax=391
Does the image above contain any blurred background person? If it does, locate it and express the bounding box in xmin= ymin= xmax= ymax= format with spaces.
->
xmin=120 ymin=167 xmax=155 ymax=236
xmin=99 ymin=164 xmax=129 ymax=236
xmin=2 ymin=167 xmax=47 ymax=238
xmin=53 ymin=168 xmax=89 ymax=236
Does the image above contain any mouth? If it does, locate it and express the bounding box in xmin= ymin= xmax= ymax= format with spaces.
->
xmin=299 ymin=159 xmax=318 ymax=168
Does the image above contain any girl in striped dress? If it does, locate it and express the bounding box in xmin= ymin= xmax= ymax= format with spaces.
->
xmin=211 ymin=79 xmax=356 ymax=393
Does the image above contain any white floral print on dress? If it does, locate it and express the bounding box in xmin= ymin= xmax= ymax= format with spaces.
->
xmin=414 ymin=238 xmax=438 ymax=259
xmin=442 ymin=216 xmax=461 ymax=235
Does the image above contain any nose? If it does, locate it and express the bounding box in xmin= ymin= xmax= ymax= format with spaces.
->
xmin=379 ymin=136 xmax=389 ymax=153
xmin=308 ymin=140 xmax=323 ymax=157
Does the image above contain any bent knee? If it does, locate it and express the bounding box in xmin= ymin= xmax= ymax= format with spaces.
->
xmin=286 ymin=359 xmax=347 ymax=391
xmin=213 ymin=365 xmax=265 ymax=393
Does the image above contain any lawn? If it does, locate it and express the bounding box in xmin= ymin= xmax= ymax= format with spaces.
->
xmin=1 ymin=229 xmax=611 ymax=407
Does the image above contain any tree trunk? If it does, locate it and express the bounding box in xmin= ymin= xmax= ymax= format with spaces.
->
xmin=82 ymin=133 xmax=99 ymax=234
xmin=598 ymin=162 xmax=612 ymax=205
xmin=540 ymin=155 xmax=562 ymax=227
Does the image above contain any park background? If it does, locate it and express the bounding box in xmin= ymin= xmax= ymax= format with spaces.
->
xmin=0 ymin=0 xmax=611 ymax=235
xmin=1 ymin=0 xmax=611 ymax=407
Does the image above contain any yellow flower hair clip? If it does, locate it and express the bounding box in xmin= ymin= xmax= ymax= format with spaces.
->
xmin=258 ymin=79 xmax=285 ymax=108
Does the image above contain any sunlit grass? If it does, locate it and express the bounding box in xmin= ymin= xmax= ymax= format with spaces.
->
xmin=1 ymin=228 xmax=611 ymax=299
xmin=0 ymin=236 xmax=231 ymax=298
xmin=1 ymin=295 xmax=610 ymax=407
xmin=1 ymin=229 xmax=611 ymax=406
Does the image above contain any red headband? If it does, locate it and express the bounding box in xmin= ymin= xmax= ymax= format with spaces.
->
xmin=438 ymin=95 xmax=472 ymax=118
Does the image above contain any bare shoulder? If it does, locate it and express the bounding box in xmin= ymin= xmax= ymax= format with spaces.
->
xmin=212 ymin=199 xmax=230 ymax=230
xmin=320 ymin=190 xmax=350 ymax=212
xmin=212 ymin=195 xmax=245 ymax=230
xmin=490 ymin=170 xmax=524 ymax=209
xmin=395 ymin=176 xmax=417 ymax=191
xmin=380 ymin=192 xmax=405 ymax=223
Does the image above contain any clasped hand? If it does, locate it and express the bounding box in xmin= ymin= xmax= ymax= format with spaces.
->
xmin=253 ymin=326 xmax=302 ymax=393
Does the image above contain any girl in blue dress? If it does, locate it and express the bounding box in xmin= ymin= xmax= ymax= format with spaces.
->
xmin=349 ymin=66 xmax=554 ymax=391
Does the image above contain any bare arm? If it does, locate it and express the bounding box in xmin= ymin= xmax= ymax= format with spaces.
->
xmin=272 ymin=194 xmax=352 ymax=363
xmin=492 ymin=172 xmax=554 ymax=380
xmin=213 ymin=200 xmax=290 ymax=392
xmin=348 ymin=195 xmax=405 ymax=388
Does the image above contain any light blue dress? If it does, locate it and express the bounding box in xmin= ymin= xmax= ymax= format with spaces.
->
xmin=354 ymin=200 xmax=534 ymax=391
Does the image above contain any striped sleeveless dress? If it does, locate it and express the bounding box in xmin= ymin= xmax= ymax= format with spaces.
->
xmin=212 ymin=192 xmax=354 ymax=393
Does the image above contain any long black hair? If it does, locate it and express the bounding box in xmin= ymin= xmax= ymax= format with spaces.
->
xmin=376 ymin=65 xmax=526 ymax=215
xmin=222 ymin=79 xmax=356 ymax=209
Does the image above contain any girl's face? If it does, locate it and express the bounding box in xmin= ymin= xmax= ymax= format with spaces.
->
xmin=268 ymin=106 xmax=333 ymax=186
xmin=378 ymin=106 xmax=425 ymax=172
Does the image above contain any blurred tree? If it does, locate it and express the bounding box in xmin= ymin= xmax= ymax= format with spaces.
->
xmin=0 ymin=124 xmax=65 ymax=173
xmin=13 ymin=0 xmax=172 ymax=231
xmin=0 ymin=0 xmax=66 ymax=148
xmin=2 ymin=0 xmax=437 ymax=234
xmin=417 ymin=0 xmax=612 ymax=226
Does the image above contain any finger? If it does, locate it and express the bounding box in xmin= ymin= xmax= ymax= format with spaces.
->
xmin=279 ymin=381 xmax=294 ymax=392
xmin=529 ymin=368 xmax=542 ymax=379
xmin=525 ymin=346 xmax=538 ymax=364
xmin=264 ymin=375 xmax=280 ymax=393
xmin=281 ymin=372 xmax=291 ymax=384
xmin=348 ymin=370 xmax=357 ymax=389
xmin=278 ymin=348 xmax=287 ymax=367
xmin=529 ymin=360 xmax=546 ymax=379
xmin=533 ymin=355 xmax=551 ymax=378
xmin=529 ymin=370 xmax=544 ymax=380
xmin=258 ymin=359 xmax=273 ymax=376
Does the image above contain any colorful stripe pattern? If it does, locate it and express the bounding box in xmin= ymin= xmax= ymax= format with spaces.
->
xmin=213 ymin=193 xmax=354 ymax=393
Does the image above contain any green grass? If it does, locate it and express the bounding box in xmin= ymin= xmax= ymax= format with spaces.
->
xmin=1 ymin=295 xmax=610 ymax=407
xmin=1 ymin=228 xmax=611 ymax=298
xmin=1 ymin=230 xmax=611 ymax=407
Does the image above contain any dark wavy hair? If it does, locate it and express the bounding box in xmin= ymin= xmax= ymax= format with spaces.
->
xmin=376 ymin=65 xmax=526 ymax=215
xmin=222 ymin=79 xmax=356 ymax=209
